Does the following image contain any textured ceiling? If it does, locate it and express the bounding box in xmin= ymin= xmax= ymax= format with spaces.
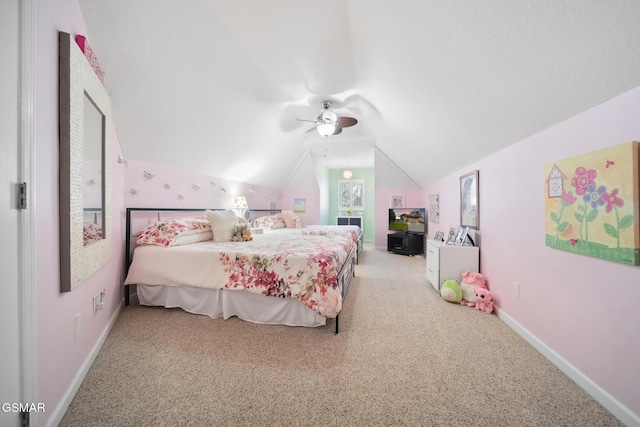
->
xmin=78 ymin=0 xmax=640 ymax=189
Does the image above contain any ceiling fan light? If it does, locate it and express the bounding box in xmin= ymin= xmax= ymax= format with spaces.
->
xmin=317 ymin=123 xmax=336 ymax=137
xmin=319 ymin=109 xmax=337 ymax=123
xmin=343 ymin=169 xmax=353 ymax=179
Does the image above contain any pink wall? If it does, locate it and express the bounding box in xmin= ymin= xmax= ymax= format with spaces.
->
xmin=424 ymin=86 xmax=640 ymax=421
xmin=32 ymin=2 xmax=640 ymax=423
xmin=281 ymin=189 xmax=320 ymax=225
xmin=37 ymin=2 xmax=125 ymax=425
xmin=374 ymin=188 xmax=425 ymax=247
xmin=124 ymin=159 xmax=281 ymax=210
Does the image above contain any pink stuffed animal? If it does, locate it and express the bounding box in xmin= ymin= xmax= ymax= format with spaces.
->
xmin=474 ymin=288 xmax=494 ymax=314
xmin=459 ymin=271 xmax=486 ymax=307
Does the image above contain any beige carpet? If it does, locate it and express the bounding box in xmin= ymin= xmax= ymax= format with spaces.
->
xmin=61 ymin=245 xmax=623 ymax=426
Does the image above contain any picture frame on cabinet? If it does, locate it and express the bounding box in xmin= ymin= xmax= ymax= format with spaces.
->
xmin=446 ymin=227 xmax=457 ymax=245
xmin=455 ymin=226 xmax=470 ymax=246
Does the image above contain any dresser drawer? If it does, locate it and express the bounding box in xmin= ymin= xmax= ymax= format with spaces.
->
xmin=426 ymin=242 xmax=439 ymax=267
xmin=426 ymin=266 xmax=439 ymax=292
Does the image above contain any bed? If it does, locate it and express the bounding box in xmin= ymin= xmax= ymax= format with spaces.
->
xmin=260 ymin=225 xmax=363 ymax=263
xmin=123 ymin=208 xmax=360 ymax=333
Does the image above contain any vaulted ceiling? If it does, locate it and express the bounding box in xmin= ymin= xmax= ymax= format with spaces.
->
xmin=78 ymin=0 xmax=640 ymax=190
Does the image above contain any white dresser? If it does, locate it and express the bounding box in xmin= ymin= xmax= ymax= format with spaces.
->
xmin=336 ymin=216 xmax=362 ymax=229
xmin=426 ymin=239 xmax=479 ymax=292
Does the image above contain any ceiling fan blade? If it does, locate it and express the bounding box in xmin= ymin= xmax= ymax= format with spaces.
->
xmin=305 ymin=127 xmax=317 ymax=133
xmin=337 ymin=116 xmax=358 ymax=128
xmin=333 ymin=126 xmax=343 ymax=135
xmin=297 ymin=119 xmax=317 ymax=123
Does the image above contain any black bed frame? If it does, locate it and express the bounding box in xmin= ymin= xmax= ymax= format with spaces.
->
xmin=123 ymin=207 xmax=357 ymax=334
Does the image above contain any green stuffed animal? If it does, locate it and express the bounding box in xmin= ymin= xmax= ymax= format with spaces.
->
xmin=440 ymin=280 xmax=462 ymax=303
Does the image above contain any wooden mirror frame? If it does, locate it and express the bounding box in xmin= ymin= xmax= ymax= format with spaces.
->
xmin=59 ymin=31 xmax=112 ymax=292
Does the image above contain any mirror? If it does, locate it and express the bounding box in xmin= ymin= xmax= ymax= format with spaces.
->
xmin=82 ymin=93 xmax=105 ymax=246
xmin=59 ymin=31 xmax=112 ymax=292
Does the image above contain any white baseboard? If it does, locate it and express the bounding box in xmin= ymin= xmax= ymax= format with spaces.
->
xmin=45 ymin=302 xmax=123 ymax=427
xmin=496 ymin=307 xmax=640 ymax=427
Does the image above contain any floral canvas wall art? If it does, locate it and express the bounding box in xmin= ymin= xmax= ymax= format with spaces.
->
xmin=544 ymin=141 xmax=640 ymax=265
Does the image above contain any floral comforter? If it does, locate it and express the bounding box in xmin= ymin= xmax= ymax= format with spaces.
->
xmin=125 ymin=232 xmax=354 ymax=318
xmin=264 ymin=225 xmax=361 ymax=246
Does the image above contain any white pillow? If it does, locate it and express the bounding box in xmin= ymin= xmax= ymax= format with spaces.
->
xmin=172 ymin=230 xmax=213 ymax=246
xmin=206 ymin=210 xmax=237 ymax=242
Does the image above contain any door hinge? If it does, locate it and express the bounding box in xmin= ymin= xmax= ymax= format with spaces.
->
xmin=20 ymin=411 xmax=29 ymax=427
xmin=18 ymin=182 xmax=27 ymax=209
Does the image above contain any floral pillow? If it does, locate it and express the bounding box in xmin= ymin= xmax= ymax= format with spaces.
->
xmin=83 ymin=223 xmax=103 ymax=246
xmin=281 ymin=210 xmax=296 ymax=228
xmin=282 ymin=210 xmax=305 ymax=228
xmin=254 ymin=214 xmax=285 ymax=230
xmin=137 ymin=218 xmax=212 ymax=247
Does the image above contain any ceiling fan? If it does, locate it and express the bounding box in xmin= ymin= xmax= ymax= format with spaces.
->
xmin=297 ymin=100 xmax=358 ymax=137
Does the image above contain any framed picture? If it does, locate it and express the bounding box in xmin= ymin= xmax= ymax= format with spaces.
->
xmin=433 ymin=231 xmax=444 ymax=241
xmin=446 ymin=227 xmax=457 ymax=245
xmin=390 ymin=194 xmax=405 ymax=209
xmin=545 ymin=141 xmax=640 ymax=265
xmin=294 ymin=198 xmax=306 ymax=213
xmin=456 ymin=226 xmax=470 ymax=246
xmin=460 ymin=170 xmax=479 ymax=229
xmin=428 ymin=193 xmax=440 ymax=223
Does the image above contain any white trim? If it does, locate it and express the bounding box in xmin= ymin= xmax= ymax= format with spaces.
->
xmin=45 ymin=303 xmax=123 ymax=427
xmin=19 ymin=0 xmax=38 ymax=425
xmin=496 ymin=307 xmax=640 ymax=427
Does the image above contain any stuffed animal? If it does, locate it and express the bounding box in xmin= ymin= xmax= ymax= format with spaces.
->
xmin=459 ymin=271 xmax=486 ymax=307
xmin=440 ymin=280 xmax=462 ymax=303
xmin=242 ymin=228 xmax=253 ymax=241
xmin=474 ymin=288 xmax=494 ymax=314
xmin=232 ymin=223 xmax=249 ymax=242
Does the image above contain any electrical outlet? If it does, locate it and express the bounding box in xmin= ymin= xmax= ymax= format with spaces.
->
xmin=74 ymin=313 xmax=81 ymax=340
xmin=93 ymin=290 xmax=107 ymax=315
xmin=513 ymin=281 xmax=520 ymax=299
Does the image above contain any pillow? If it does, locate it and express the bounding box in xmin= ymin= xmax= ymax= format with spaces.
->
xmin=206 ymin=209 xmax=237 ymax=242
xmin=137 ymin=218 xmax=211 ymax=247
xmin=253 ymin=213 xmax=285 ymax=230
xmin=83 ymin=222 xmax=103 ymax=246
xmin=282 ymin=210 xmax=305 ymax=228
xmin=282 ymin=210 xmax=296 ymax=228
xmin=172 ymin=230 xmax=213 ymax=246
xmin=271 ymin=221 xmax=286 ymax=229
xmin=253 ymin=215 xmax=275 ymax=229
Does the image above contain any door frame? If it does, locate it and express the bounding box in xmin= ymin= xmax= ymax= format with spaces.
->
xmin=18 ymin=0 xmax=38 ymax=425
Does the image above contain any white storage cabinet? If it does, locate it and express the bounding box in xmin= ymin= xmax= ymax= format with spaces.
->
xmin=426 ymin=239 xmax=479 ymax=292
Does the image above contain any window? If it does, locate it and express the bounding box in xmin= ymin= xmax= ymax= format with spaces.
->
xmin=338 ymin=179 xmax=365 ymax=211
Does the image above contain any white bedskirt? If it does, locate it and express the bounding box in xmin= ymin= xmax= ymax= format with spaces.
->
xmin=137 ymin=284 xmax=327 ymax=328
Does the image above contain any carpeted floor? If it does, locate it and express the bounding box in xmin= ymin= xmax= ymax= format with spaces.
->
xmin=60 ymin=245 xmax=623 ymax=426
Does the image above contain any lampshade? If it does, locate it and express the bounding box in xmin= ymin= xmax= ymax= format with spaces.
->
xmin=234 ymin=196 xmax=248 ymax=209
xmin=318 ymin=109 xmax=338 ymax=123
xmin=317 ymin=123 xmax=336 ymax=137
xmin=343 ymin=169 xmax=353 ymax=179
